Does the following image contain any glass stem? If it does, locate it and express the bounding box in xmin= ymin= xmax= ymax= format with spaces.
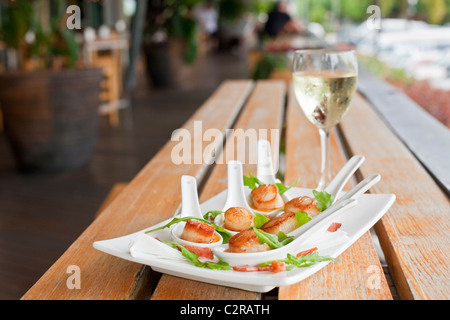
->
xmin=318 ymin=128 xmax=331 ymax=191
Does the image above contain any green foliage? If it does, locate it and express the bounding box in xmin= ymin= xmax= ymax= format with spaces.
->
xmin=148 ymin=0 xmax=203 ymax=64
xmin=358 ymin=54 xmax=411 ymax=86
xmin=0 ymin=0 xmax=33 ymax=50
xmin=169 ymin=9 xmax=198 ymax=64
xmin=0 ymin=0 xmax=79 ymax=69
xmin=218 ymin=0 xmax=247 ymax=22
xmin=308 ymin=0 xmax=331 ymax=26
xmin=307 ymin=0 xmax=450 ymax=25
xmin=248 ymin=0 xmax=273 ymax=15
xmin=251 ymin=53 xmax=288 ymax=80
xmin=418 ymin=0 xmax=447 ymax=24
xmin=340 ymin=0 xmax=372 ymax=23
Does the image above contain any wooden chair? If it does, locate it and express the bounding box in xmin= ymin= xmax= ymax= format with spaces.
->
xmin=84 ymin=34 xmax=128 ymax=127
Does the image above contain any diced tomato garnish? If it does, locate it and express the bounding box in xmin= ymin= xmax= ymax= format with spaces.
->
xmin=296 ymin=247 xmax=318 ymax=257
xmin=233 ymin=265 xmax=262 ymax=272
xmin=270 ymin=260 xmax=286 ymax=273
xmin=327 ymin=222 xmax=342 ymax=232
xmin=182 ymin=245 xmax=214 ymax=260
xmin=233 ymin=261 xmax=286 ymax=273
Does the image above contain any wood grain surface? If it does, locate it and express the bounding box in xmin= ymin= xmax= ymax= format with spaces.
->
xmin=21 ymin=78 xmax=448 ymax=300
xmin=339 ymin=93 xmax=450 ymax=300
xmin=150 ymin=80 xmax=286 ymax=299
xmin=21 ymin=80 xmax=254 ymax=300
xmin=277 ymin=87 xmax=392 ymax=300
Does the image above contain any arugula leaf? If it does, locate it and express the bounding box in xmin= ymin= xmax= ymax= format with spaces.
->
xmin=251 ymin=227 xmax=294 ymax=249
xmin=212 ymin=223 xmax=232 ymax=244
xmin=244 ymin=173 xmax=299 ymax=196
xmin=203 ymin=210 xmax=224 ymax=221
xmin=276 ymin=231 xmax=294 ymax=246
xmin=162 ymin=241 xmax=231 ymax=270
xmin=274 ymin=178 xmax=298 ymax=195
xmin=145 ymin=216 xmax=232 ymax=244
xmin=253 ymin=212 xmax=270 ymax=228
xmin=285 ymin=252 xmax=340 ymax=267
xmin=145 ymin=216 xmax=196 ymax=233
xmin=243 ymin=173 xmax=264 ymax=189
xmin=312 ymin=190 xmax=335 ymax=211
xmin=205 ymin=260 xmax=232 ymax=270
xmin=258 ymin=252 xmax=340 ymax=269
xmin=162 ymin=240 xmax=203 ymax=267
xmin=295 ymin=211 xmax=312 ymax=226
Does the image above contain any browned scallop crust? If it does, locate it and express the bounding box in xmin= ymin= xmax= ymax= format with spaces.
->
xmin=261 ymin=211 xmax=300 ymax=235
xmin=251 ymin=184 xmax=284 ymax=211
xmin=251 ymin=184 xmax=278 ymax=202
xmin=284 ymin=196 xmax=320 ymax=218
xmin=228 ymin=229 xmax=270 ymax=253
xmin=180 ymin=220 xmax=215 ymax=243
xmin=224 ymin=207 xmax=254 ymax=232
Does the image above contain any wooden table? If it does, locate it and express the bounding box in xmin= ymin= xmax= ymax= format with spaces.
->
xmin=21 ymin=75 xmax=449 ymax=300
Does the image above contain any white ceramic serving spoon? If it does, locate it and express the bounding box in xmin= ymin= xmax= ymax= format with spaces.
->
xmin=287 ymin=198 xmax=358 ymax=239
xmin=323 ymin=155 xmax=365 ymax=204
xmin=214 ymin=160 xmax=254 ymax=235
xmin=171 ymin=224 xmax=224 ymax=248
xmin=222 ymin=160 xmax=254 ymax=212
xmin=212 ymin=197 xmax=358 ymax=266
xmin=178 ymin=175 xmax=203 ymax=219
xmin=171 ymin=175 xmax=224 ymax=248
xmin=256 ymin=139 xmax=278 ymax=186
xmin=337 ymin=173 xmax=381 ymax=202
xmin=256 ymin=140 xmax=291 ymax=201
xmin=248 ymin=140 xmax=290 ymax=216
xmin=288 ymin=173 xmax=381 ymax=239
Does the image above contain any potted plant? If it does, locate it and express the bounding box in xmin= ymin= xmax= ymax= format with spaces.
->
xmin=143 ymin=0 xmax=203 ymax=87
xmin=0 ymin=0 xmax=103 ymax=172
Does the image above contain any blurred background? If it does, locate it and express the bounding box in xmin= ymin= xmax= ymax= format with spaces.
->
xmin=0 ymin=0 xmax=449 ymax=299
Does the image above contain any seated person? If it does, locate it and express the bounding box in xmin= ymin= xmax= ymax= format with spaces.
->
xmin=263 ymin=1 xmax=303 ymax=38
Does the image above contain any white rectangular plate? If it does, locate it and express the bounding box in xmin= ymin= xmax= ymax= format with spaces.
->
xmin=93 ymin=187 xmax=395 ymax=293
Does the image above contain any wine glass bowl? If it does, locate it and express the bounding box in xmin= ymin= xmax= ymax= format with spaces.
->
xmin=292 ymin=49 xmax=358 ymax=190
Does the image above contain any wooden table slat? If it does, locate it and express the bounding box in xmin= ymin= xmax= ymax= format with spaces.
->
xmin=339 ymin=93 xmax=450 ymax=300
xmin=21 ymin=77 xmax=449 ymax=300
xmin=21 ymin=80 xmax=254 ymax=300
xmin=150 ymin=79 xmax=286 ymax=300
xmin=278 ymin=86 xmax=393 ymax=300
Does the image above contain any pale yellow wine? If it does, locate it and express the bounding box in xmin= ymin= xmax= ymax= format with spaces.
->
xmin=293 ymin=70 xmax=357 ymax=131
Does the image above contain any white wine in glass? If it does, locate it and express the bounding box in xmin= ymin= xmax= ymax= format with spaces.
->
xmin=292 ymin=50 xmax=358 ymax=190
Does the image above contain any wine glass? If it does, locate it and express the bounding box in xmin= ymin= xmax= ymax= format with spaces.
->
xmin=292 ymin=49 xmax=358 ymax=190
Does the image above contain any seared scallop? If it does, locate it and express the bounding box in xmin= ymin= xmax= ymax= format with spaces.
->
xmin=284 ymin=196 xmax=320 ymax=218
xmin=228 ymin=229 xmax=270 ymax=253
xmin=251 ymin=184 xmax=284 ymax=211
xmin=260 ymin=211 xmax=299 ymax=235
xmin=224 ymin=207 xmax=254 ymax=232
xmin=180 ymin=220 xmax=216 ymax=243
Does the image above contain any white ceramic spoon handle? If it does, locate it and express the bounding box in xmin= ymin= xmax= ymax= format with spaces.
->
xmin=222 ymin=160 xmax=253 ymax=211
xmin=289 ymin=198 xmax=358 ymax=239
xmin=256 ymin=140 xmax=277 ymax=185
xmin=324 ymin=155 xmax=365 ymax=202
xmin=179 ymin=175 xmax=203 ymax=218
xmin=338 ymin=174 xmax=381 ymax=202
xmin=256 ymin=139 xmax=295 ymax=204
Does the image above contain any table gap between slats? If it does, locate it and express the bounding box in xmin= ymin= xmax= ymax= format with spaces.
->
xmin=277 ymin=85 xmax=393 ymax=300
xmin=337 ymin=93 xmax=450 ymax=300
xmin=22 ymin=77 xmax=446 ymax=300
xmin=150 ymin=80 xmax=286 ymax=300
